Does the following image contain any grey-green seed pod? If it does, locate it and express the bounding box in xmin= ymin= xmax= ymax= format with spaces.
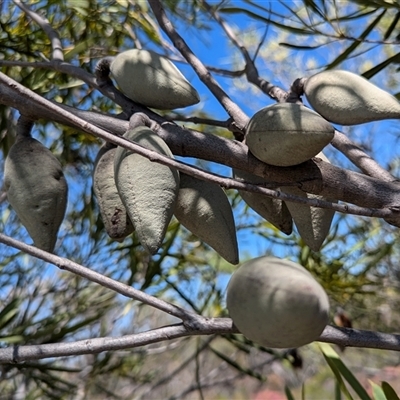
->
xmin=304 ymin=70 xmax=400 ymax=125
xmin=114 ymin=126 xmax=180 ymax=254
xmin=110 ymin=49 xmax=200 ymax=109
xmin=227 ymin=256 xmax=330 ymax=348
xmin=174 ymin=173 xmax=239 ymax=265
xmin=93 ymin=144 xmax=134 ymax=241
xmin=245 ymin=103 xmax=334 ymax=167
xmin=232 ymin=168 xmax=292 ymax=235
xmin=281 ymin=152 xmax=336 ymax=251
xmin=4 ymin=131 xmax=68 ymax=253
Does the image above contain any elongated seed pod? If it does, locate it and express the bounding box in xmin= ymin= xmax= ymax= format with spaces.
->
xmin=232 ymin=168 xmax=292 ymax=235
xmin=304 ymin=70 xmax=400 ymax=125
xmin=4 ymin=124 xmax=68 ymax=253
xmin=93 ymin=144 xmax=134 ymax=241
xmin=114 ymin=126 xmax=179 ymax=254
xmin=281 ymin=153 xmax=336 ymax=251
xmin=110 ymin=49 xmax=200 ymax=109
xmin=227 ymin=256 xmax=329 ymax=348
xmin=245 ymin=103 xmax=334 ymax=167
xmin=174 ymin=173 xmax=239 ymax=265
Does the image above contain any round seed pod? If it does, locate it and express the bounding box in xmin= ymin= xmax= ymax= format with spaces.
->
xmin=93 ymin=144 xmax=134 ymax=241
xmin=245 ymin=103 xmax=334 ymax=167
xmin=4 ymin=133 xmax=68 ymax=253
xmin=232 ymin=168 xmax=292 ymax=235
xmin=227 ymin=256 xmax=330 ymax=348
xmin=304 ymin=69 xmax=400 ymax=125
xmin=174 ymin=173 xmax=239 ymax=265
xmin=110 ymin=49 xmax=200 ymax=109
xmin=282 ymin=152 xmax=336 ymax=251
xmin=114 ymin=126 xmax=180 ymax=254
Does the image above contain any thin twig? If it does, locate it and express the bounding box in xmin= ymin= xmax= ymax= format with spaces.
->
xmin=201 ymin=0 xmax=288 ymax=102
xmin=164 ymin=114 xmax=231 ymax=129
xmin=147 ymin=0 xmax=249 ymax=132
xmin=13 ymin=0 xmax=64 ymax=61
xmin=0 ymin=233 xmax=198 ymax=323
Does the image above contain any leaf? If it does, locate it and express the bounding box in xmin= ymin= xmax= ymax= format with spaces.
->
xmin=383 ymin=11 xmax=400 ymax=40
xmin=64 ymin=38 xmax=97 ymax=61
xmin=0 ymin=335 xmax=25 ymax=344
xmin=304 ymin=0 xmax=325 ymax=19
xmin=220 ymin=7 xmax=315 ymax=35
xmin=326 ymin=9 xmax=386 ymax=69
xmin=279 ymin=42 xmax=325 ymax=50
xmin=0 ymin=298 xmax=20 ymax=330
xmin=285 ymin=385 xmax=296 ymax=400
xmin=319 ymin=343 xmax=371 ymax=400
xmin=362 ymin=53 xmax=400 ymax=79
xmin=320 ymin=344 xmax=354 ymax=400
xmin=382 ymin=382 xmax=400 ymax=400
xmin=370 ymin=380 xmax=388 ymax=400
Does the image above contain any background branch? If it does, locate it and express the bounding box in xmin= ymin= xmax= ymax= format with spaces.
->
xmin=13 ymin=0 xmax=64 ymax=61
xmin=148 ymin=0 xmax=249 ymax=132
xmin=0 ymin=233 xmax=197 ymax=323
xmin=201 ymin=0 xmax=288 ymax=102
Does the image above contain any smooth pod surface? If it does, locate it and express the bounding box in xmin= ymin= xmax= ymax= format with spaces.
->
xmin=245 ymin=103 xmax=334 ymax=166
xmin=93 ymin=145 xmax=134 ymax=241
xmin=233 ymin=168 xmax=292 ymax=235
xmin=282 ymin=152 xmax=336 ymax=251
xmin=174 ymin=173 xmax=239 ymax=264
xmin=114 ymin=126 xmax=180 ymax=254
xmin=304 ymin=69 xmax=400 ymax=125
xmin=227 ymin=256 xmax=330 ymax=348
xmin=110 ymin=49 xmax=200 ymax=109
xmin=4 ymin=135 xmax=68 ymax=253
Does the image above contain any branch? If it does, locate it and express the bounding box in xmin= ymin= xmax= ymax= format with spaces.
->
xmin=331 ymin=130 xmax=396 ymax=182
xmin=1 ymin=236 xmax=400 ymax=360
xmin=1 ymin=72 xmax=400 ymax=223
xmin=13 ymin=0 xmax=64 ymax=61
xmin=147 ymin=0 xmax=249 ymax=132
xmin=201 ymin=0 xmax=288 ymax=102
xmin=1 ymin=319 xmax=400 ymax=363
xmin=0 ymin=233 xmax=198 ymax=323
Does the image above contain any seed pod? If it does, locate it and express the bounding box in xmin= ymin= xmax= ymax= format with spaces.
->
xmin=114 ymin=126 xmax=179 ymax=254
xmin=174 ymin=173 xmax=239 ymax=265
xmin=245 ymin=103 xmax=334 ymax=167
xmin=232 ymin=168 xmax=292 ymax=235
xmin=4 ymin=128 xmax=68 ymax=253
xmin=304 ymin=69 xmax=400 ymax=125
xmin=282 ymin=152 xmax=336 ymax=251
xmin=110 ymin=49 xmax=200 ymax=109
xmin=93 ymin=144 xmax=134 ymax=241
xmin=227 ymin=256 xmax=330 ymax=348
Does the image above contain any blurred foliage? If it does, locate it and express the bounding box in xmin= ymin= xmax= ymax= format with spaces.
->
xmin=1 ymin=0 xmax=400 ymax=398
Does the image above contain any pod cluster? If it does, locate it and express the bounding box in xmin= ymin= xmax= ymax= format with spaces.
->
xmin=93 ymin=126 xmax=239 ymax=264
xmin=241 ymin=102 xmax=336 ymax=250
